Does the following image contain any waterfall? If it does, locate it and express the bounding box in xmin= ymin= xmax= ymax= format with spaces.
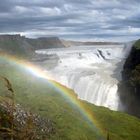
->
xmin=36 ymin=43 xmax=133 ymax=111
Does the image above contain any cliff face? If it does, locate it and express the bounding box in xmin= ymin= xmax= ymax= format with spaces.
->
xmin=122 ymin=39 xmax=140 ymax=96
xmin=119 ymin=39 xmax=140 ymax=117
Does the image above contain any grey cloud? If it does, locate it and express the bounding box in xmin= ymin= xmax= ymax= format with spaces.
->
xmin=0 ymin=0 xmax=140 ymax=41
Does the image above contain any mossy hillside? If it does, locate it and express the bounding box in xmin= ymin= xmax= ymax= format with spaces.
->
xmin=0 ymin=61 xmax=103 ymax=140
xmin=0 ymin=59 xmax=140 ymax=140
xmin=119 ymin=39 xmax=140 ymax=117
xmin=122 ymin=39 xmax=140 ymax=88
xmin=134 ymin=39 xmax=140 ymax=50
xmin=0 ymin=36 xmax=33 ymax=58
xmin=0 ymin=35 xmax=65 ymax=56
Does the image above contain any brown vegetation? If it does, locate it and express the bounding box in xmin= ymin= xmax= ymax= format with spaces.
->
xmin=0 ymin=76 xmax=55 ymax=140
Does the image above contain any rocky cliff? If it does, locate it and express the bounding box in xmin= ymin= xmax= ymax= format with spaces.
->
xmin=119 ymin=39 xmax=140 ymax=117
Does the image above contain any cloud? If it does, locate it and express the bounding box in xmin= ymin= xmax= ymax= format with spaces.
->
xmin=0 ymin=0 xmax=140 ymax=41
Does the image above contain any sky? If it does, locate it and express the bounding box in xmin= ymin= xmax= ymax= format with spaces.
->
xmin=0 ymin=0 xmax=140 ymax=41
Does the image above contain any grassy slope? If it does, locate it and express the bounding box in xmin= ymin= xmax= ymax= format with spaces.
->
xmin=134 ymin=39 xmax=140 ymax=49
xmin=0 ymin=38 xmax=29 ymax=57
xmin=0 ymin=60 xmax=140 ymax=140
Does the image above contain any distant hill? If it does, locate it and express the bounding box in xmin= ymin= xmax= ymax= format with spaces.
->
xmin=28 ymin=37 xmax=66 ymax=49
xmin=0 ymin=34 xmax=65 ymax=58
xmin=0 ymin=35 xmax=33 ymax=57
xmin=0 ymin=34 xmax=124 ymax=58
xmin=61 ymin=39 xmax=123 ymax=47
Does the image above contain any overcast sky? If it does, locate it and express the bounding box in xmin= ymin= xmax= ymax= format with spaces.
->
xmin=0 ymin=0 xmax=140 ymax=41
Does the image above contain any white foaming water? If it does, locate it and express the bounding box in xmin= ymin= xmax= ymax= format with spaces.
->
xmin=36 ymin=43 xmax=133 ymax=111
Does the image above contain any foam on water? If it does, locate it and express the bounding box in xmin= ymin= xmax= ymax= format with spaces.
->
xmin=36 ymin=43 xmax=133 ymax=110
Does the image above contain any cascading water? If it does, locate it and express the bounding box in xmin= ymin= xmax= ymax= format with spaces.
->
xmin=35 ymin=43 xmax=133 ymax=111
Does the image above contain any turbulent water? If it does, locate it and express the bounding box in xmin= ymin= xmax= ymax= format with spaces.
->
xmin=35 ymin=43 xmax=133 ymax=111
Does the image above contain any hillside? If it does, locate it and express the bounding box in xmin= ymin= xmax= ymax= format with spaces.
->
xmin=28 ymin=37 xmax=66 ymax=49
xmin=119 ymin=39 xmax=140 ymax=117
xmin=61 ymin=39 xmax=123 ymax=47
xmin=0 ymin=56 xmax=140 ymax=140
xmin=0 ymin=34 xmax=123 ymax=56
xmin=0 ymin=35 xmax=33 ymax=58
xmin=0 ymin=35 xmax=65 ymax=58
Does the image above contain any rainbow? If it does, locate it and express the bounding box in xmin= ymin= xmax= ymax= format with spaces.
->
xmin=0 ymin=53 xmax=106 ymax=139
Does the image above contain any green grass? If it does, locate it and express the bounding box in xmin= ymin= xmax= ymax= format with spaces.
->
xmin=0 ymin=38 xmax=32 ymax=58
xmin=0 ymin=39 xmax=21 ymax=53
xmin=134 ymin=39 xmax=140 ymax=50
xmin=0 ymin=59 xmax=140 ymax=140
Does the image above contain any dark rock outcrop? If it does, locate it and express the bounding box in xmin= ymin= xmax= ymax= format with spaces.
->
xmin=119 ymin=39 xmax=140 ymax=117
